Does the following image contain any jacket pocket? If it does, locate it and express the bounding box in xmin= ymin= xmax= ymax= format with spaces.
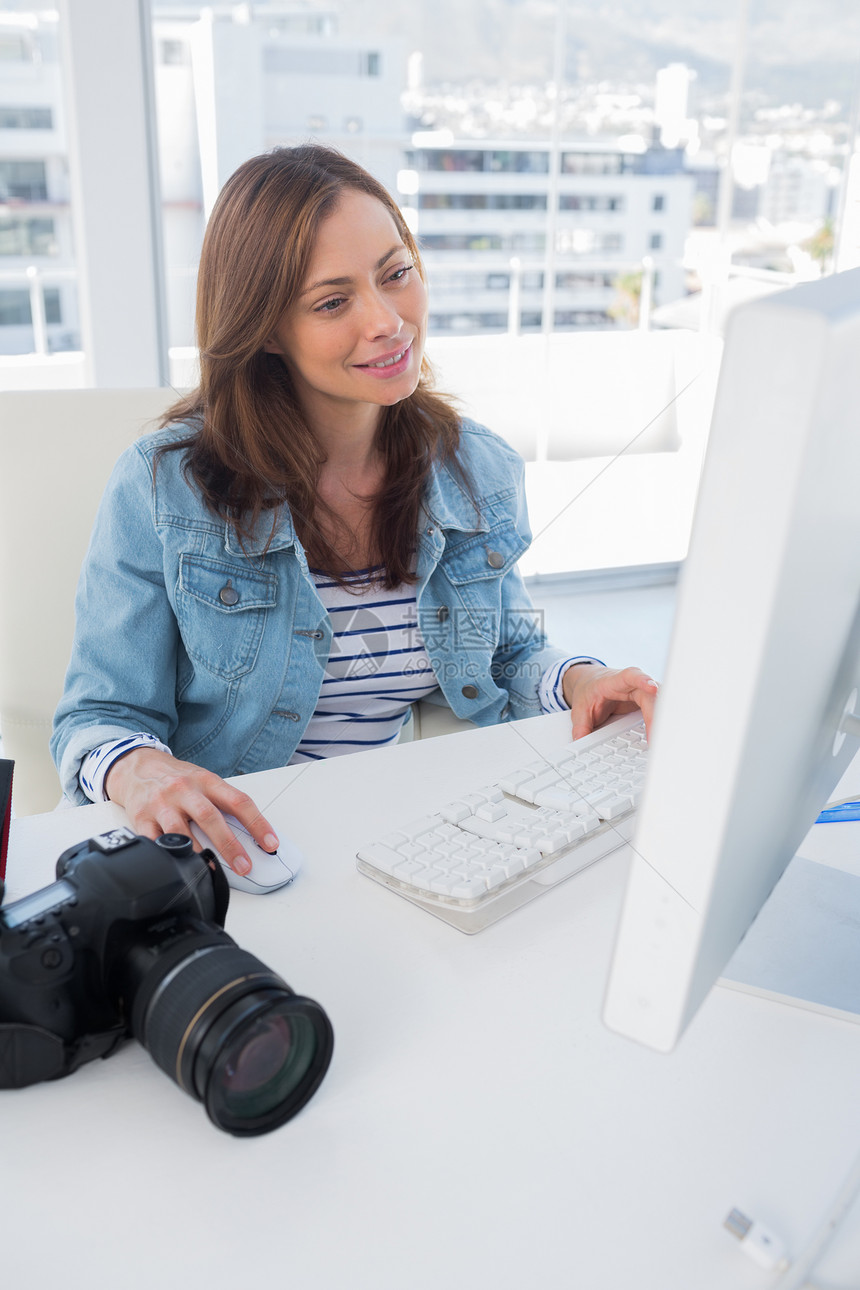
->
xmin=176 ymin=553 xmax=277 ymax=680
xmin=440 ymin=521 xmax=528 ymax=586
xmin=436 ymin=521 xmax=529 ymax=647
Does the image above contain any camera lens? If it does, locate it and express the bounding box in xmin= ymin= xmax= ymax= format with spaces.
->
xmin=203 ymin=1000 xmax=323 ymax=1132
xmin=126 ymin=934 xmax=333 ymax=1136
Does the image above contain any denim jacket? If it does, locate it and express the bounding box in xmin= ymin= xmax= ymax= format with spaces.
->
xmin=52 ymin=419 xmax=571 ymax=803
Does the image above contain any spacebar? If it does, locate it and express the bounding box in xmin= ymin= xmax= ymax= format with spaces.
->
xmin=529 ymin=816 xmax=636 ymax=886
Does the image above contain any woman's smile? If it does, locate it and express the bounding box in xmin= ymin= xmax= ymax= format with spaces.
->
xmin=354 ymin=341 xmax=414 ymax=377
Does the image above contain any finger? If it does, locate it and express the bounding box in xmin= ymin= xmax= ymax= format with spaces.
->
xmin=598 ymin=666 xmax=658 ymax=701
xmin=156 ymin=809 xmax=197 ymax=842
xmin=190 ymin=799 xmax=252 ymax=875
xmin=208 ymin=784 xmax=280 ymax=855
xmin=570 ymin=710 xmax=596 ymax=742
xmin=636 ymin=684 xmax=659 ymax=741
xmin=129 ymin=816 xmax=162 ymax=842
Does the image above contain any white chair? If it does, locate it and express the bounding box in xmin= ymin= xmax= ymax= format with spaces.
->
xmin=0 ymin=388 xmax=178 ymax=815
xmin=0 ymin=388 xmax=471 ymax=815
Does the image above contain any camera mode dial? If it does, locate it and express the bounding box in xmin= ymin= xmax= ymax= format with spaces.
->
xmin=155 ymin=834 xmax=194 ymax=857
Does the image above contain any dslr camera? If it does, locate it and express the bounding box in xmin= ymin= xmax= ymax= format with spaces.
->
xmin=0 ymin=827 xmax=333 ymax=1136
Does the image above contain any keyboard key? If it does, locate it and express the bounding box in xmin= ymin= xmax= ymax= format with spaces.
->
xmin=361 ymin=843 xmax=402 ymax=875
xmin=497 ymin=768 xmax=535 ymax=794
xmin=440 ymin=801 xmax=470 ymax=824
xmin=450 ymin=876 xmax=492 ymax=899
xmin=476 ymin=802 xmax=506 ymax=822
xmin=392 ymin=857 xmax=426 ymax=880
xmin=591 ymin=793 xmax=634 ymax=820
xmin=398 ymin=841 xmax=429 ymax=860
xmin=533 ymin=785 xmax=578 ymax=810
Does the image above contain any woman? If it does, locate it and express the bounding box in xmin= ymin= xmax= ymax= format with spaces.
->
xmin=52 ymin=145 xmax=657 ymax=877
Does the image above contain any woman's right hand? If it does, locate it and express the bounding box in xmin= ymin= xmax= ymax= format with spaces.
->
xmin=104 ymin=747 xmax=279 ymax=877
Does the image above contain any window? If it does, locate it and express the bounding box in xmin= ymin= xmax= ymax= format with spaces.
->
xmin=416 ymin=149 xmax=551 ymax=174
xmin=344 ymin=117 xmax=363 ymax=133
xmin=555 ymin=230 xmax=624 ymax=254
xmin=417 ymin=150 xmax=485 ymax=173
xmin=0 ymin=106 xmax=53 ymax=130
xmin=44 ymin=287 xmax=61 ymax=324
xmin=364 ymin=51 xmax=380 ymax=76
xmin=556 ymin=228 xmax=595 ymax=254
xmin=421 ymin=231 xmax=548 ymax=253
xmin=649 ymin=232 xmax=663 ymax=250
xmin=426 ymin=270 xmax=545 ymax=294
xmin=554 ymin=308 xmax=612 ymax=329
xmin=0 ymin=160 xmax=49 ymax=202
xmin=418 ymin=193 xmax=547 ymax=211
xmin=307 ymin=115 xmax=328 ymax=131
xmin=512 ymin=233 xmax=546 ymax=252
xmin=561 ymin=152 xmax=625 ymax=176
xmin=559 ymin=194 xmax=624 ymax=213
xmin=0 ymin=289 xmax=30 ymax=326
xmin=556 ymin=271 xmax=614 ymax=290
xmin=428 ymin=310 xmax=509 ymax=332
xmin=487 ymin=150 xmax=548 ymax=174
xmin=0 ymin=286 xmax=61 ymax=326
xmin=652 ymin=193 xmax=665 ymax=212
xmin=421 ymin=233 xmax=503 ymax=251
xmin=0 ymin=216 xmax=57 ymax=257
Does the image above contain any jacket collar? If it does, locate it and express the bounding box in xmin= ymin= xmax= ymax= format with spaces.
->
xmin=421 ymin=456 xmax=489 ymax=534
xmin=223 ymin=504 xmax=299 ymax=558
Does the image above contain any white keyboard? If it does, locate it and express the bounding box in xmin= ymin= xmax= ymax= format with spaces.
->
xmin=356 ymin=711 xmax=648 ymax=933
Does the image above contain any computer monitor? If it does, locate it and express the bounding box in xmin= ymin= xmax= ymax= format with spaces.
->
xmin=603 ymin=267 xmax=860 ymax=1053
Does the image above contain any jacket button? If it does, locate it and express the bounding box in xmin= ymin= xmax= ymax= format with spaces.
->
xmin=461 ymin=684 xmax=479 ymax=699
xmin=437 ymin=605 xmax=449 ymax=622
xmin=487 ymin=551 xmax=504 ymax=569
xmin=274 ymin=710 xmax=301 ymax=721
xmin=219 ymin=580 xmax=240 ymax=605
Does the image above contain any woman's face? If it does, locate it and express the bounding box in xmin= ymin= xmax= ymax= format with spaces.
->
xmin=264 ymin=188 xmax=428 ymax=433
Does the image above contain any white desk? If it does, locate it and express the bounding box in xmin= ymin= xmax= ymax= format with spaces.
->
xmin=3 ymin=714 xmax=860 ymax=1290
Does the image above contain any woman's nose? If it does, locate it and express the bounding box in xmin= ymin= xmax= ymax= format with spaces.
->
xmin=361 ymin=288 xmax=402 ymax=339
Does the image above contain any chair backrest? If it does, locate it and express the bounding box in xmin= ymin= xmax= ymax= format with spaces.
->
xmin=0 ymin=388 xmax=179 ymax=815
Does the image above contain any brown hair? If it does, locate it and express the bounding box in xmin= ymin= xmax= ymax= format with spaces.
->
xmin=159 ymin=144 xmax=464 ymax=587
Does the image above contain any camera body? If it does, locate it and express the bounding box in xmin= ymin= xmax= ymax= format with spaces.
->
xmin=0 ymin=827 xmax=229 ymax=1084
xmin=0 ymin=828 xmax=333 ymax=1135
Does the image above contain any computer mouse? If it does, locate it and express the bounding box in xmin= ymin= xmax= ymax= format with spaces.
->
xmin=189 ymin=814 xmax=303 ymax=895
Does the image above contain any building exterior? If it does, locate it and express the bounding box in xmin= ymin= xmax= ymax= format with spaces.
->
xmin=0 ymin=5 xmax=408 ymax=356
xmin=0 ymin=15 xmax=78 ymax=356
xmin=401 ymin=138 xmax=694 ymax=334
xmin=760 ymin=152 xmax=836 ymax=228
xmin=1 ymin=7 xmax=696 ymax=359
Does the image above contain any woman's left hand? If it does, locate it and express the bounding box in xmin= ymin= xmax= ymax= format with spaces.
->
xmin=561 ymin=663 xmax=659 ymax=741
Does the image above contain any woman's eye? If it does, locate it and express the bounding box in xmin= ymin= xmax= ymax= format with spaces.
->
xmin=316 ymin=296 xmax=346 ymax=313
xmin=388 ymin=265 xmax=413 ymax=284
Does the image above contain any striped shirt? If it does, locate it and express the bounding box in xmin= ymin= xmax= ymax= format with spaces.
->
xmin=291 ymin=567 xmax=439 ymax=762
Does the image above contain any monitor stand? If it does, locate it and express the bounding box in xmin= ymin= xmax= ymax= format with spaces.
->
xmin=720 ymin=854 xmax=860 ymax=1023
